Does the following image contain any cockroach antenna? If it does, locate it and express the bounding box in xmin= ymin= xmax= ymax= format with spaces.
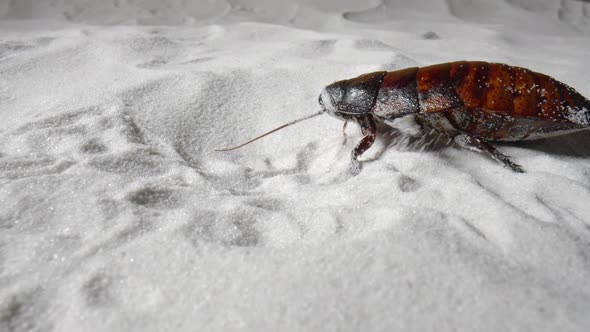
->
xmin=214 ymin=110 xmax=325 ymax=151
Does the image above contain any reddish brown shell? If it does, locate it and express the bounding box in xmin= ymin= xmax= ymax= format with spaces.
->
xmin=414 ymin=61 xmax=589 ymax=121
xmin=372 ymin=61 xmax=590 ymax=141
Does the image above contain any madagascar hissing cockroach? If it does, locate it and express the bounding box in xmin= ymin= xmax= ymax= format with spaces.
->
xmin=216 ymin=61 xmax=590 ymax=174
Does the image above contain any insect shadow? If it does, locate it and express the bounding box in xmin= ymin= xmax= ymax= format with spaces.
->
xmin=500 ymin=130 xmax=590 ymax=159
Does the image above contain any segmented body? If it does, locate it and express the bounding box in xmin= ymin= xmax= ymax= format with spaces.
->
xmin=369 ymin=61 xmax=590 ymax=140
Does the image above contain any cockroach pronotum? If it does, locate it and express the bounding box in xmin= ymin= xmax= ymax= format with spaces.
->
xmin=216 ymin=61 xmax=590 ymax=174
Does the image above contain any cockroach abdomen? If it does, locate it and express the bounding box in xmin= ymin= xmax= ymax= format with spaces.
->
xmin=416 ymin=63 xmax=463 ymax=113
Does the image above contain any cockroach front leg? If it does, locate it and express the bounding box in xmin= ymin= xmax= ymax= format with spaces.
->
xmin=454 ymin=134 xmax=525 ymax=173
xmin=342 ymin=121 xmax=348 ymax=144
xmin=350 ymin=115 xmax=377 ymax=175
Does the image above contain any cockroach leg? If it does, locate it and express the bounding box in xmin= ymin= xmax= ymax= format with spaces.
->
xmin=342 ymin=121 xmax=348 ymax=144
xmin=454 ymin=134 xmax=525 ymax=173
xmin=350 ymin=115 xmax=377 ymax=175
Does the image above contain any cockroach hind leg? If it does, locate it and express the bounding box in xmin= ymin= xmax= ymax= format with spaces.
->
xmin=454 ymin=134 xmax=525 ymax=173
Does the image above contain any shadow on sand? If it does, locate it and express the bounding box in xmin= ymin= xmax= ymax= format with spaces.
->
xmin=499 ymin=130 xmax=590 ymax=159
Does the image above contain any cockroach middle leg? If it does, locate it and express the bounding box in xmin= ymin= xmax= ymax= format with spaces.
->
xmin=350 ymin=115 xmax=376 ymax=175
xmin=454 ymin=134 xmax=525 ymax=173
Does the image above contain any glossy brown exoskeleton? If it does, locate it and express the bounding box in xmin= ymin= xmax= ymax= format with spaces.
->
xmin=218 ymin=61 xmax=590 ymax=174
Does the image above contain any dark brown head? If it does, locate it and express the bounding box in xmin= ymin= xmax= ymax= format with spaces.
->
xmin=319 ymin=71 xmax=387 ymax=120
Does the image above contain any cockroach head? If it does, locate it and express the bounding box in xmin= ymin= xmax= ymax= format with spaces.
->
xmin=318 ymin=86 xmax=339 ymax=118
xmin=319 ymin=71 xmax=387 ymax=120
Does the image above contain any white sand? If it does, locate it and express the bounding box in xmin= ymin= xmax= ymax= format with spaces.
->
xmin=1 ymin=0 xmax=590 ymax=331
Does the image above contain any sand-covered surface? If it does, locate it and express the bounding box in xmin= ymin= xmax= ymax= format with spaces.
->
xmin=1 ymin=0 xmax=590 ymax=331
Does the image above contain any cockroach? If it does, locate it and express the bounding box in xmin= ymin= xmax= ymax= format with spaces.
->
xmin=216 ymin=61 xmax=590 ymax=174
